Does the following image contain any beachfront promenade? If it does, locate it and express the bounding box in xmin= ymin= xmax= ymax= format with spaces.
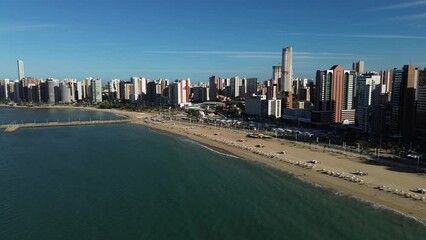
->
xmin=0 ymin=119 xmax=132 ymax=132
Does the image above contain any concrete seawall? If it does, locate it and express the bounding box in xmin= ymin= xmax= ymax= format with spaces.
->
xmin=0 ymin=119 xmax=132 ymax=133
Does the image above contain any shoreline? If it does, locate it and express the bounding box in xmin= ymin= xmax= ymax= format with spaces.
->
xmin=134 ymin=118 xmax=426 ymax=222
xmin=2 ymin=105 xmax=426 ymax=222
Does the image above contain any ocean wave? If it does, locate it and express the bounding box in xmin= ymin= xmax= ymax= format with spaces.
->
xmin=181 ymin=138 xmax=240 ymax=159
xmin=332 ymin=190 xmax=426 ymax=226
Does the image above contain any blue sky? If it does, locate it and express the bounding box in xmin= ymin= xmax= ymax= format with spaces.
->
xmin=1 ymin=0 xmax=426 ymax=83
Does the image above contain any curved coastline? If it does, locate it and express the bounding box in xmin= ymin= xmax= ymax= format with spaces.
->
xmin=132 ymin=114 xmax=426 ymax=223
xmin=2 ymin=104 xmax=426 ymax=223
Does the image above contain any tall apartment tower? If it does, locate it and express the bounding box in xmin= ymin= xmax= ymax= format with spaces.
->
xmin=390 ymin=69 xmax=403 ymax=136
xmin=17 ymin=60 xmax=25 ymax=81
xmin=171 ymin=79 xmax=191 ymax=107
xmin=246 ymin=78 xmax=258 ymax=97
xmin=272 ymin=65 xmax=282 ymax=85
xmin=416 ymin=67 xmax=426 ymax=138
xmin=281 ymin=47 xmax=293 ymax=93
xmin=352 ymin=60 xmax=365 ymax=74
xmin=209 ymin=75 xmax=222 ymax=101
xmin=90 ymin=78 xmax=103 ymax=103
xmin=381 ymin=70 xmax=393 ymax=94
xmin=401 ymin=65 xmax=418 ymax=138
xmin=315 ymin=65 xmax=345 ymax=124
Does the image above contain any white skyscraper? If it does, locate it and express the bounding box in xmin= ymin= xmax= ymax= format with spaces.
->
xmin=3 ymin=79 xmax=9 ymax=99
xmin=281 ymin=47 xmax=293 ymax=93
xmin=171 ymin=78 xmax=191 ymax=107
xmin=17 ymin=60 xmax=25 ymax=81
xmin=131 ymin=77 xmax=140 ymax=102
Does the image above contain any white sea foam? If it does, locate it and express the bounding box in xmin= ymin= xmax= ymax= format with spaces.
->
xmin=180 ymin=138 xmax=240 ymax=159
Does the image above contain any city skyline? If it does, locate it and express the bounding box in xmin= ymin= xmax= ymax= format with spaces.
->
xmin=1 ymin=0 xmax=426 ymax=82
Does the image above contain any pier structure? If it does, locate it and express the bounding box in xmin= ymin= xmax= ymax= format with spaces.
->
xmin=0 ymin=119 xmax=131 ymax=132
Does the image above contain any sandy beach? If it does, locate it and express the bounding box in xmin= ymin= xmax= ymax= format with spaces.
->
xmin=3 ymin=105 xmax=426 ymax=222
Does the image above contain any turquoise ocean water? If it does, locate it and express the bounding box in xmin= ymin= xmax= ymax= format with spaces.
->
xmin=0 ymin=108 xmax=425 ymax=239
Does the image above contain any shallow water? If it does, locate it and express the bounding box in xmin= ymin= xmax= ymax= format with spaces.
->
xmin=0 ymin=109 xmax=425 ymax=239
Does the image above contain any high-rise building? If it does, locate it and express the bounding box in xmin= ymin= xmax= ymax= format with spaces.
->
xmin=209 ymin=75 xmax=221 ymax=101
xmin=266 ymin=79 xmax=278 ymax=100
xmin=130 ymin=77 xmax=147 ymax=102
xmin=330 ymin=65 xmax=344 ymax=123
xmin=131 ymin=77 xmax=140 ymax=102
xmin=147 ymin=80 xmax=164 ymax=105
xmin=342 ymin=71 xmax=356 ymax=111
xmin=246 ymin=78 xmax=258 ymax=97
xmin=13 ymin=80 xmax=22 ymax=102
xmin=341 ymin=70 xmax=356 ymax=123
xmin=82 ymin=78 xmax=92 ymax=100
xmin=229 ymin=76 xmax=241 ymax=98
xmin=90 ymin=79 xmax=102 ymax=103
xmin=46 ymin=79 xmax=59 ymax=103
xmin=314 ymin=65 xmax=347 ymax=124
xmin=239 ymin=78 xmax=247 ymax=97
xmin=281 ymin=47 xmax=293 ymax=93
xmin=268 ymin=99 xmax=282 ymax=118
xmin=245 ymin=95 xmax=268 ymax=118
xmin=76 ymin=81 xmax=83 ymax=101
xmin=401 ymin=65 xmax=418 ymax=138
xmin=60 ymin=80 xmax=76 ymax=103
xmin=170 ymin=79 xmax=191 ymax=107
xmin=272 ymin=65 xmax=281 ymax=88
xmin=17 ymin=60 xmax=25 ymax=81
xmin=352 ymin=61 xmax=365 ymax=74
xmin=192 ymin=86 xmax=209 ymax=103
xmin=1 ymin=79 xmax=9 ymax=100
xmin=381 ymin=70 xmax=393 ymax=94
xmin=390 ymin=69 xmax=403 ymax=136
xmin=355 ymin=74 xmax=381 ymax=131
xmin=108 ymin=79 xmax=121 ymax=101
xmin=415 ymin=67 xmax=426 ymax=138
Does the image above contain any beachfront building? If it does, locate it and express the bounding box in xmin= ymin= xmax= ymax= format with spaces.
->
xmin=416 ymin=67 xmax=426 ymax=139
xmin=192 ymin=86 xmax=209 ymax=103
xmin=90 ymin=78 xmax=102 ymax=104
xmin=46 ymin=78 xmax=60 ymax=103
xmin=401 ymin=65 xmax=418 ymax=138
xmin=60 ymin=79 xmax=76 ymax=103
xmin=390 ymin=65 xmax=418 ymax=138
xmin=0 ymin=79 xmax=10 ymax=100
xmin=209 ymin=75 xmax=223 ymax=101
xmin=130 ymin=77 xmax=140 ymax=102
xmin=245 ymin=95 xmax=282 ymax=119
xmin=245 ymin=95 xmax=268 ymax=119
xmin=81 ymin=78 xmax=92 ymax=101
xmin=130 ymin=77 xmax=147 ymax=102
xmin=76 ymin=81 xmax=83 ymax=101
xmin=312 ymin=65 xmax=356 ymax=125
xmin=170 ymin=79 xmax=191 ymax=107
xmin=355 ymin=73 xmax=381 ymax=132
xmin=146 ymin=80 xmax=167 ymax=106
xmin=268 ymin=99 xmax=282 ymax=118
xmin=313 ymin=66 xmax=339 ymax=124
xmin=390 ymin=69 xmax=403 ymax=136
